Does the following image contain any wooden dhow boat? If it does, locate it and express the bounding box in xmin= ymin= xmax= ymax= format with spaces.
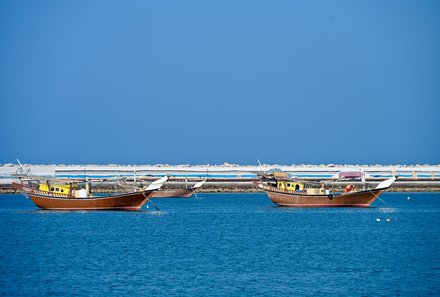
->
xmin=13 ymin=176 xmax=168 ymax=211
xmin=256 ymin=176 xmax=397 ymax=207
xmin=152 ymin=180 xmax=206 ymax=198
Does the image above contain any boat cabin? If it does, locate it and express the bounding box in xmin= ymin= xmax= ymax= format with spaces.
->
xmin=276 ymin=180 xmax=304 ymax=191
xmin=39 ymin=183 xmax=71 ymax=194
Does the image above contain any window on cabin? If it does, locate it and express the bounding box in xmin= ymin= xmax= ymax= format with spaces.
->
xmin=55 ymin=188 xmax=59 ymax=191
xmin=61 ymin=189 xmax=64 ymax=193
xmin=50 ymin=187 xmax=54 ymax=191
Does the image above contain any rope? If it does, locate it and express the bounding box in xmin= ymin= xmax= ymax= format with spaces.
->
xmin=368 ymin=189 xmax=390 ymax=207
xmin=148 ymin=199 xmax=160 ymax=211
xmin=142 ymin=192 xmax=160 ymax=211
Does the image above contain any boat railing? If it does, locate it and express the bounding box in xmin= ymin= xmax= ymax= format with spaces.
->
xmin=33 ymin=189 xmax=70 ymax=198
xmin=264 ymin=184 xmax=306 ymax=194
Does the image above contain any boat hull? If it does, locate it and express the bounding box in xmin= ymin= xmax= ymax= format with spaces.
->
xmin=27 ymin=191 xmax=154 ymax=211
xmin=152 ymin=189 xmax=193 ymax=198
xmin=263 ymin=186 xmax=384 ymax=207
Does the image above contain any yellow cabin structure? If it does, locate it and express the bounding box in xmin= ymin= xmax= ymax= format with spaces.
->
xmin=39 ymin=183 xmax=72 ymax=195
xmin=276 ymin=180 xmax=304 ymax=191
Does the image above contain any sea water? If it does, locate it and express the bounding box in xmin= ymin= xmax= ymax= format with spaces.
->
xmin=0 ymin=193 xmax=439 ymax=296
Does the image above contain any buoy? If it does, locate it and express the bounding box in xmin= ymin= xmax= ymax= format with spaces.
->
xmin=146 ymin=205 xmax=149 ymax=208
xmin=386 ymin=218 xmax=391 ymax=222
xmin=407 ymin=197 xmax=410 ymax=200
xmin=376 ymin=218 xmax=381 ymax=222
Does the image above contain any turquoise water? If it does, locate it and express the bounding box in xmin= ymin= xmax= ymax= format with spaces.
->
xmin=0 ymin=193 xmax=439 ymax=296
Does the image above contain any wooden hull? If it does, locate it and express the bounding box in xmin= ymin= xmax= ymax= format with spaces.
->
xmin=27 ymin=191 xmax=154 ymax=211
xmin=152 ymin=189 xmax=193 ymax=198
xmin=261 ymin=185 xmax=384 ymax=207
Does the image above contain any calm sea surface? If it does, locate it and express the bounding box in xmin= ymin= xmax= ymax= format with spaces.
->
xmin=0 ymin=193 xmax=439 ymax=296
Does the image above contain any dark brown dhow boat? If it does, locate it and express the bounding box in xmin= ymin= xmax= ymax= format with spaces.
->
xmin=13 ymin=176 xmax=168 ymax=211
xmin=152 ymin=180 xmax=206 ymax=198
xmin=257 ymin=176 xmax=397 ymax=207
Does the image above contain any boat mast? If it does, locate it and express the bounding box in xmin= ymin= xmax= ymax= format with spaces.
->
xmin=133 ymin=170 xmax=136 ymax=192
xmin=84 ymin=167 xmax=90 ymax=195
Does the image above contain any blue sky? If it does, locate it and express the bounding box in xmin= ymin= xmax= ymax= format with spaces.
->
xmin=1 ymin=0 xmax=439 ymax=165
